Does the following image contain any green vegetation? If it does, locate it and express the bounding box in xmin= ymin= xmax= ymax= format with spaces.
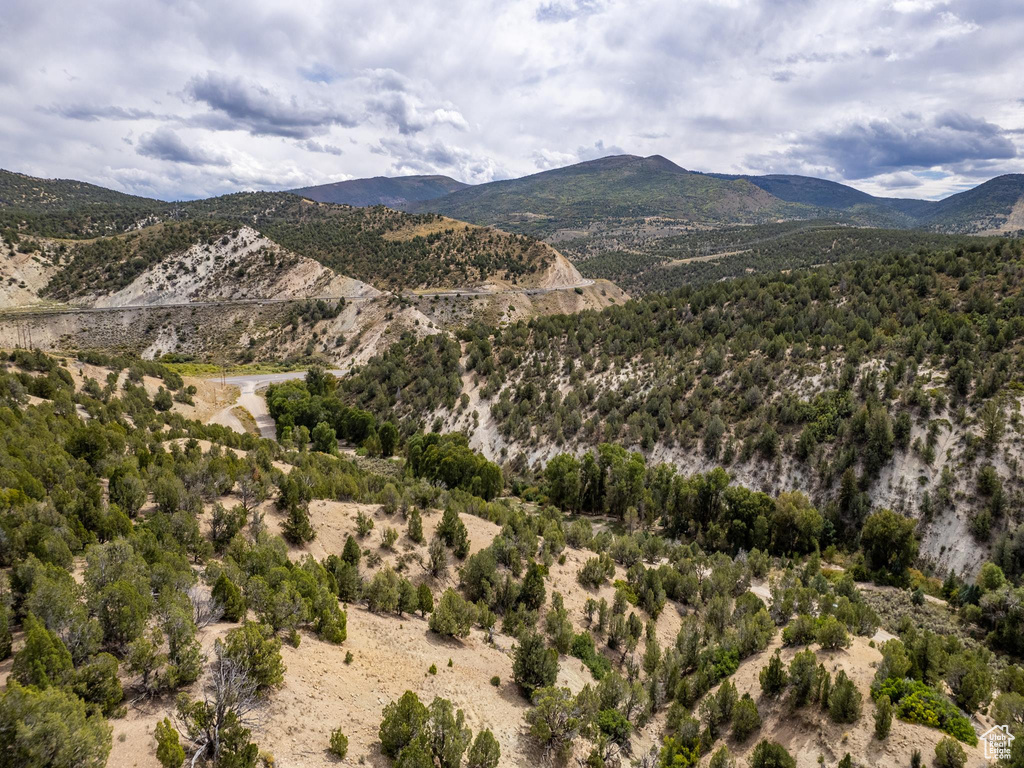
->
xmin=572 ymin=222 xmax=1000 ymax=292
xmin=411 ymin=155 xmax=804 ymax=237
xmin=329 ymin=728 xmax=349 ymax=759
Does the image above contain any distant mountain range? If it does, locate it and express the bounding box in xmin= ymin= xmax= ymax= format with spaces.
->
xmin=292 ymin=155 xmax=1024 ymax=238
xmin=290 ymin=174 xmax=467 ymax=208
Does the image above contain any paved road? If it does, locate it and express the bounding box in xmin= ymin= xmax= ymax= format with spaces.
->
xmin=213 ymin=369 xmax=345 ymax=440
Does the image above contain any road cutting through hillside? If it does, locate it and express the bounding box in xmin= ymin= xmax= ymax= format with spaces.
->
xmin=0 ymin=279 xmax=598 ymax=318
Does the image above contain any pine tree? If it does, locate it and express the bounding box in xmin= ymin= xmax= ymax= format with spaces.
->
xmin=417 ymin=584 xmax=434 ymax=617
xmin=283 ymin=503 xmax=315 ymax=544
xmin=212 ymin=572 xmax=246 ymax=622
xmin=759 ymin=650 xmax=788 ymax=698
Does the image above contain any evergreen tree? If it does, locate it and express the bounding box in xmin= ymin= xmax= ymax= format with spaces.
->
xmin=512 ymin=631 xmax=558 ymax=698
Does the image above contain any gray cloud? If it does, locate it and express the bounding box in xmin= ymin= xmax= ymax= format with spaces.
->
xmin=41 ymin=104 xmax=162 ymax=121
xmin=136 ymin=127 xmax=228 ymax=166
xmin=376 ymin=137 xmax=504 ymax=183
xmin=536 ymin=0 xmax=604 ymax=22
xmin=184 ymin=72 xmax=358 ymax=138
xmin=3 ymin=0 xmax=1023 ymax=200
xmin=298 ymin=139 xmax=343 ymax=156
xmin=751 ymin=111 xmax=1017 ymax=179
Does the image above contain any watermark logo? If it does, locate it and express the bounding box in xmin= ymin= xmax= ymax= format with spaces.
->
xmin=982 ymin=724 xmax=1014 ymax=760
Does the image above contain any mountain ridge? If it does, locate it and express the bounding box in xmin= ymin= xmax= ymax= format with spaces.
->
xmin=290 ymin=174 xmax=467 ymax=208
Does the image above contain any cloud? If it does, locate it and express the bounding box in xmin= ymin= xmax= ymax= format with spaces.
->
xmin=5 ymin=0 xmax=1024 ymax=200
xmin=536 ymin=0 xmax=604 ymax=22
xmin=136 ymin=128 xmax=228 ymax=166
xmin=184 ymin=72 xmax=358 ymax=138
xmin=873 ymin=171 xmax=924 ymax=189
xmin=752 ymin=111 xmax=1017 ymax=179
xmin=532 ymin=140 xmax=625 ymax=169
xmin=376 ymin=137 xmax=503 ymax=183
xmin=41 ymin=104 xmax=162 ymax=121
xmin=577 ymin=140 xmax=625 ymax=161
xmin=298 ymin=139 xmax=343 ymax=156
xmin=362 ymin=69 xmax=468 ymax=135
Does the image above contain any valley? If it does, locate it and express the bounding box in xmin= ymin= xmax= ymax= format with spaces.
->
xmin=1 ymin=161 xmax=1023 ymax=768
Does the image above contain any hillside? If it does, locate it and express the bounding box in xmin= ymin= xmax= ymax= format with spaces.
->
xmin=291 ymin=174 xmax=468 ymax=207
xmin=0 ymin=168 xmax=167 ymax=236
xmin=329 ymin=238 xmax=1024 ymax=577
xmin=711 ymin=173 xmax=934 ymax=227
xmin=87 ymin=226 xmax=379 ymax=307
xmin=570 ymin=221 xmax=1004 ymax=293
xmin=0 ymin=169 xmax=605 ymax=301
xmin=0 ymin=348 xmax=1010 ymax=768
xmin=410 ymin=154 xmax=803 ymax=238
xmin=917 ymin=174 xmax=1024 ymax=235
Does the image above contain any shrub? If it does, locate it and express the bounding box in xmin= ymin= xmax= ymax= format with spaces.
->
xmin=71 ymin=652 xmax=124 ymax=716
xmin=781 ymin=614 xmax=818 ymax=646
xmin=759 ymin=650 xmax=788 ymax=698
xmin=11 ymin=613 xmax=73 ymax=689
xmin=155 ymin=718 xmax=185 ymax=768
xmin=577 ymin=554 xmax=615 ymax=588
xmin=873 ymin=678 xmax=977 ymax=745
xmin=428 ymin=589 xmax=477 ymax=638
xmin=222 ymin=622 xmax=284 ymax=693
xmin=596 ymin=707 xmax=631 ymax=745
xmin=490 ymin=676 xmax=500 ymax=687
xmin=429 ymin=664 xmax=437 ymax=675
xmin=788 ymin=649 xmax=818 ymax=707
xmin=408 ymin=509 xmax=424 ymax=543
xmin=874 ymin=694 xmax=892 ymax=740
xmin=709 ymin=746 xmax=732 ymax=768
xmin=212 ymin=572 xmax=246 ymax=622
xmin=732 ymin=694 xmax=760 ymax=740
xmin=466 ymin=729 xmax=501 ymax=768
xmin=815 ymin=615 xmax=850 ymax=650
xmin=356 ymin=511 xmax=375 ymax=537
xmin=749 ymin=739 xmax=795 ymax=768
xmin=934 ymin=736 xmax=967 ymax=768
xmin=570 ymin=632 xmax=611 ymax=680
xmin=0 ymin=682 xmax=112 ymax=767
xmin=379 ymin=691 xmax=428 ymax=758
xmin=828 ymin=670 xmax=862 ymax=723
xmin=417 ymin=584 xmax=434 ymax=617
xmin=329 ymin=728 xmax=349 ymax=758
xmin=513 ymin=631 xmax=558 ymax=698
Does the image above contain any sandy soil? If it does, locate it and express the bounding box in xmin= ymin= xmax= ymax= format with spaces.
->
xmin=0 ymin=242 xmax=59 ymax=307
xmin=700 ymin=635 xmax=989 ymax=768
xmin=90 ymin=227 xmax=377 ymax=308
xmin=110 ymin=500 xmax=594 ymax=768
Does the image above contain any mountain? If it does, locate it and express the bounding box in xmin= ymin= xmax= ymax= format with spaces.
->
xmin=711 ymin=172 xmax=936 ymax=226
xmin=408 ymin=155 xmax=1024 ymax=239
xmin=0 ymin=168 xmax=168 ymax=236
xmin=916 ymin=173 xmax=1024 ymax=234
xmin=409 ymin=154 xmax=803 ymax=237
xmin=290 ymin=174 xmax=468 ymax=207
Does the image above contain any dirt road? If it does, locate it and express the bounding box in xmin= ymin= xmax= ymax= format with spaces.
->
xmin=210 ymin=369 xmax=345 ymax=439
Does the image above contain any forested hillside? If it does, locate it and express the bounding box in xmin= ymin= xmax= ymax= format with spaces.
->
xmin=0 ymin=346 xmax=1020 ymax=768
xmin=409 ymin=155 xmax=803 ymax=238
xmin=569 ymin=222 xmax=1004 ymax=292
xmin=331 ymin=238 xmax=1024 ymax=574
xmin=1 ymin=172 xmax=562 ymax=295
xmin=291 ymin=174 xmax=468 ymax=207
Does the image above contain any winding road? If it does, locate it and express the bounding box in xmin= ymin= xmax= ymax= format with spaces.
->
xmin=211 ymin=369 xmax=345 ymax=439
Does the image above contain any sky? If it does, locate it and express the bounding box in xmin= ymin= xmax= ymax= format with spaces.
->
xmin=1 ymin=0 xmax=1022 ymax=201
